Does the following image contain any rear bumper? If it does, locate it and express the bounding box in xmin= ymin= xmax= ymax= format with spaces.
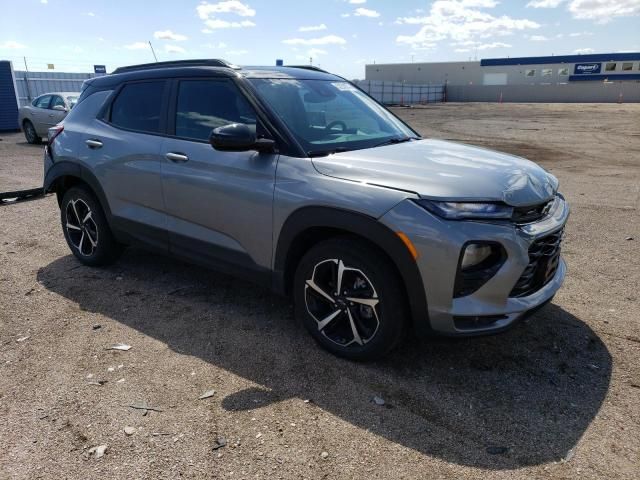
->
xmin=380 ymin=195 xmax=569 ymax=336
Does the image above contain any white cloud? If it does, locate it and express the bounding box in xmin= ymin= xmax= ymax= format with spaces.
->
xmin=307 ymin=48 xmax=328 ymax=58
xmin=574 ymin=47 xmax=595 ymax=53
xmin=568 ymin=0 xmax=640 ymax=23
xmin=202 ymin=41 xmax=228 ymax=49
xmin=568 ymin=31 xmax=593 ymax=36
xmin=282 ymin=35 xmax=347 ymax=46
xmin=124 ymin=42 xmax=148 ymax=50
xmin=477 ymin=41 xmax=511 ymax=50
xmin=396 ymin=0 xmax=539 ymax=49
xmin=348 ymin=0 xmax=367 ymax=4
xmin=526 ymin=0 xmax=564 ymax=7
xmin=40 ymin=0 xmax=47 ymax=3
xmin=204 ymin=18 xmax=256 ymax=28
xmin=197 ymin=1 xmax=256 ymax=19
xmin=196 ymin=1 xmax=256 ymax=30
xmin=341 ymin=13 xmax=351 ymax=17
xmin=529 ymin=34 xmax=549 ymax=41
xmin=298 ymin=23 xmax=327 ymax=32
xmin=87 ymin=12 xmax=96 ymax=16
xmin=0 ymin=40 xmax=27 ymax=49
xmin=165 ymin=44 xmax=186 ymax=53
xmin=154 ymin=30 xmax=188 ymax=41
xmin=354 ymin=7 xmax=380 ymax=17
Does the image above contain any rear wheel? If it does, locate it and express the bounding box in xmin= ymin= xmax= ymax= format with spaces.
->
xmin=23 ymin=120 xmax=41 ymax=144
xmin=294 ymin=237 xmax=407 ymax=361
xmin=60 ymin=186 xmax=122 ymax=266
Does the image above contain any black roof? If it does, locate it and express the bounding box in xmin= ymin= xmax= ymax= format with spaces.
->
xmin=87 ymin=59 xmax=342 ymax=89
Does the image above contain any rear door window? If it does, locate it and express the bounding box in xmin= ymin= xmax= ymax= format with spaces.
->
xmin=34 ymin=95 xmax=52 ymax=109
xmin=174 ymin=79 xmax=256 ymax=141
xmin=110 ymin=81 xmax=165 ymax=134
xmin=50 ymin=95 xmax=65 ymax=109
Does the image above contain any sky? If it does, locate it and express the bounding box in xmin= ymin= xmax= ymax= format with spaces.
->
xmin=0 ymin=0 xmax=639 ymax=79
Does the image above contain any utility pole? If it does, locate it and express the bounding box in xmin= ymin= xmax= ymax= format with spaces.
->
xmin=309 ymin=57 xmax=313 ymax=65
xmin=148 ymin=41 xmax=158 ymax=62
xmin=23 ymin=56 xmax=33 ymax=103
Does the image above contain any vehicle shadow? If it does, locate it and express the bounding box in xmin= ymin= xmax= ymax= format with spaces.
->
xmin=37 ymin=250 xmax=611 ymax=469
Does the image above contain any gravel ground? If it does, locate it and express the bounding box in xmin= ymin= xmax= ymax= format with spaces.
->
xmin=0 ymin=103 xmax=638 ymax=479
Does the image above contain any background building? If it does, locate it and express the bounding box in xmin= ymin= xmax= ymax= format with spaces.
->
xmin=366 ymin=53 xmax=640 ymax=103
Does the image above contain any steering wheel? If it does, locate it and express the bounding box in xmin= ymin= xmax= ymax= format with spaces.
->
xmin=325 ymin=120 xmax=347 ymax=132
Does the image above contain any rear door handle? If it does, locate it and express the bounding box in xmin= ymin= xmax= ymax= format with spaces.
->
xmin=85 ymin=139 xmax=103 ymax=149
xmin=165 ymin=152 xmax=189 ymax=163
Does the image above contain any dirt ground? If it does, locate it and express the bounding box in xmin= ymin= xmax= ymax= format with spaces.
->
xmin=0 ymin=103 xmax=638 ymax=479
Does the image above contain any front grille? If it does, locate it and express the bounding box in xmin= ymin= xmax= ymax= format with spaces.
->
xmin=510 ymin=228 xmax=564 ymax=298
xmin=511 ymin=198 xmax=555 ymax=224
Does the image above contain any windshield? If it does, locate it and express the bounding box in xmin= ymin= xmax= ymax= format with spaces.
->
xmin=249 ymin=79 xmax=417 ymax=156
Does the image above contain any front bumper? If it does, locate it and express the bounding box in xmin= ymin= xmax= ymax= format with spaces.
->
xmin=380 ymin=194 xmax=570 ymax=335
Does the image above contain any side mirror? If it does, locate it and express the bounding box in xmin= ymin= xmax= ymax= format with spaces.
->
xmin=209 ymin=123 xmax=275 ymax=153
xmin=52 ymin=105 xmax=68 ymax=112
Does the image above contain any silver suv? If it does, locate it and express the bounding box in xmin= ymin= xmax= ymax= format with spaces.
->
xmin=44 ymin=59 xmax=569 ymax=360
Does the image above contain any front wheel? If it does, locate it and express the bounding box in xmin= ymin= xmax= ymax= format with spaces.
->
xmin=294 ymin=237 xmax=407 ymax=361
xmin=60 ymin=186 xmax=123 ymax=266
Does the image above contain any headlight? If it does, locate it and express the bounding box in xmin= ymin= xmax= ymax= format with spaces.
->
xmin=415 ymin=199 xmax=513 ymax=220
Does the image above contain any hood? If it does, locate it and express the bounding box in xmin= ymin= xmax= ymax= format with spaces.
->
xmin=311 ymin=139 xmax=558 ymax=207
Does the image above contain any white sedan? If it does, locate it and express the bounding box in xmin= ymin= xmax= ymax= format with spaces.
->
xmin=18 ymin=92 xmax=79 ymax=144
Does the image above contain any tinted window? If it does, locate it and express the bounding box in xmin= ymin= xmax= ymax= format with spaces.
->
xmin=51 ymin=96 xmax=65 ymax=109
xmin=605 ymin=62 xmax=616 ymax=71
xmin=175 ymin=80 xmax=256 ymax=141
xmin=110 ymin=81 xmax=165 ymax=134
xmin=34 ymin=95 xmax=52 ymax=108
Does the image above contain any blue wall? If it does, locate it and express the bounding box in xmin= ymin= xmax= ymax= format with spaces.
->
xmin=0 ymin=61 xmax=19 ymax=131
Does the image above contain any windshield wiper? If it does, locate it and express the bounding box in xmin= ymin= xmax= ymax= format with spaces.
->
xmin=307 ymin=147 xmax=349 ymax=158
xmin=372 ymin=136 xmax=417 ymax=148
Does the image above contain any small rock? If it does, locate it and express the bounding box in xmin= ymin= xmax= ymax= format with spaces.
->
xmin=199 ymin=389 xmax=216 ymax=400
xmin=486 ymin=446 xmax=509 ymax=455
xmin=372 ymin=396 xmax=385 ymax=406
xmin=255 ymin=432 xmax=262 ymax=439
xmin=116 ymin=276 xmax=123 ymax=281
xmin=212 ymin=436 xmax=227 ymax=450
xmin=107 ymin=367 xmax=115 ymax=372
xmin=320 ymin=451 xmax=329 ymax=459
xmin=92 ymin=324 xmax=102 ymax=330
xmin=88 ymin=444 xmax=108 ymax=459
xmin=117 ymin=378 xmax=125 ymax=383
xmin=106 ymin=343 xmax=131 ymax=351
xmin=16 ymin=336 xmax=30 ymax=343
xmin=625 ymin=236 xmax=633 ymax=241
xmin=124 ymin=426 xmax=136 ymax=436
xmin=564 ymin=447 xmax=576 ymax=462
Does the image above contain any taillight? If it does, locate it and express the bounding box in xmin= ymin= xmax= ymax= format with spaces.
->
xmin=48 ymin=124 xmax=64 ymax=144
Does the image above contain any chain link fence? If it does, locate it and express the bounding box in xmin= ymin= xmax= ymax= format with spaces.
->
xmin=353 ymin=80 xmax=445 ymax=105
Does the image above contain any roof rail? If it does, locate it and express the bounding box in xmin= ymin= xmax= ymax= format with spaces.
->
xmin=284 ymin=65 xmax=329 ymax=74
xmin=112 ymin=59 xmax=239 ymax=74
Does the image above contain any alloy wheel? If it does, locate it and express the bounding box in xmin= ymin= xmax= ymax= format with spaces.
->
xmin=304 ymin=259 xmax=380 ymax=347
xmin=65 ymin=198 xmax=99 ymax=256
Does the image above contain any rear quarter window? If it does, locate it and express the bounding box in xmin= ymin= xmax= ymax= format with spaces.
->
xmin=110 ymin=81 xmax=165 ymax=134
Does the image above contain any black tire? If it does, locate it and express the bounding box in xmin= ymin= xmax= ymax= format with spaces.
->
xmin=294 ymin=237 xmax=407 ymax=361
xmin=60 ymin=185 xmax=123 ymax=266
xmin=23 ymin=120 xmax=41 ymax=145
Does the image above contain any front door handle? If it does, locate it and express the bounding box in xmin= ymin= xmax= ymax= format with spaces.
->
xmin=85 ymin=139 xmax=103 ymax=149
xmin=165 ymin=152 xmax=189 ymax=163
